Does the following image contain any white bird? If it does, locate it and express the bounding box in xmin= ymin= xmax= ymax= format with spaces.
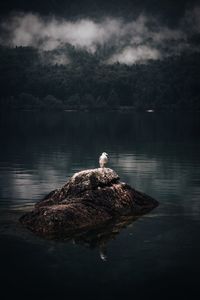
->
xmin=99 ymin=152 xmax=108 ymax=168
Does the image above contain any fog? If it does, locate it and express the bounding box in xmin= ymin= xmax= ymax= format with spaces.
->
xmin=1 ymin=5 xmax=200 ymax=64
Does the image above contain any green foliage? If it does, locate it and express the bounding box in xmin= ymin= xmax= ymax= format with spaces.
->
xmin=0 ymin=45 xmax=200 ymax=111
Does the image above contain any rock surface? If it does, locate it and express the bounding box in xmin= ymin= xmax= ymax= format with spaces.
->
xmin=20 ymin=168 xmax=158 ymax=236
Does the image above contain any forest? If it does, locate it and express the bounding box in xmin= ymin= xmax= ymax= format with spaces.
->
xmin=0 ymin=45 xmax=200 ymax=111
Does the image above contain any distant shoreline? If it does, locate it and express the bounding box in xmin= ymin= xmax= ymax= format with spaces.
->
xmin=1 ymin=106 xmax=199 ymax=113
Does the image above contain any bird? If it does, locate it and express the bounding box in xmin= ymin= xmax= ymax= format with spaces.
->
xmin=99 ymin=152 xmax=108 ymax=168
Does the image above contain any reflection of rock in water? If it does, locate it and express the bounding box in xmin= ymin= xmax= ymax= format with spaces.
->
xmin=71 ymin=216 xmax=139 ymax=261
xmin=46 ymin=215 xmax=142 ymax=261
xmin=20 ymin=168 xmax=158 ymax=243
xmin=70 ymin=216 xmax=137 ymax=247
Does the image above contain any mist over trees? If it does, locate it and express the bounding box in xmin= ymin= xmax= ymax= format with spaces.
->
xmin=0 ymin=1 xmax=200 ymax=111
xmin=0 ymin=45 xmax=200 ymax=111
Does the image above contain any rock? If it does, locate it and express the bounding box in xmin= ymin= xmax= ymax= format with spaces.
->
xmin=20 ymin=168 xmax=158 ymax=236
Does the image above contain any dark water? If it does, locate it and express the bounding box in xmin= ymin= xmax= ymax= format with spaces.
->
xmin=0 ymin=111 xmax=200 ymax=299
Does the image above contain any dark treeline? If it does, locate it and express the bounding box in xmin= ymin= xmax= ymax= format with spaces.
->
xmin=0 ymin=45 xmax=200 ymax=111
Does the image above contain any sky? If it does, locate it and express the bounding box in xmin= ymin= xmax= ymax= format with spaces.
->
xmin=0 ymin=1 xmax=198 ymax=20
xmin=0 ymin=0 xmax=200 ymax=64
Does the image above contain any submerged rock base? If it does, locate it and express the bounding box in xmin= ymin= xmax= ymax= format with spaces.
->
xmin=20 ymin=168 xmax=158 ymax=236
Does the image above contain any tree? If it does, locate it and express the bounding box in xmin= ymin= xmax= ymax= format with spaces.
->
xmin=43 ymin=95 xmax=63 ymax=110
xmin=19 ymin=93 xmax=41 ymax=109
xmin=66 ymin=94 xmax=81 ymax=107
xmin=107 ymin=89 xmax=120 ymax=108
xmin=84 ymin=93 xmax=95 ymax=107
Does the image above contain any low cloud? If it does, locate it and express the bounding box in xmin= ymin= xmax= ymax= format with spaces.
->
xmin=107 ymin=46 xmax=161 ymax=64
xmin=1 ymin=13 xmax=121 ymax=52
xmin=0 ymin=7 xmax=200 ymax=64
xmin=39 ymin=51 xmax=70 ymax=65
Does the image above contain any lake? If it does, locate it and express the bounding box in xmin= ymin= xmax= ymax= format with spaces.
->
xmin=0 ymin=111 xmax=200 ymax=299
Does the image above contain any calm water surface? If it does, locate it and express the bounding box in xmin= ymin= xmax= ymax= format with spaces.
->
xmin=0 ymin=111 xmax=200 ymax=299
